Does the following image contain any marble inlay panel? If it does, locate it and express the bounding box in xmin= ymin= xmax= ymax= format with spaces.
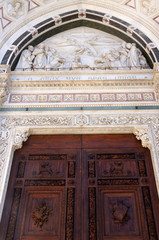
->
xmin=9 ymin=92 xmax=156 ymax=104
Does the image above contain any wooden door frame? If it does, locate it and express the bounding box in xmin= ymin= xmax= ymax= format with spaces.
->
xmin=0 ymin=111 xmax=159 ymax=221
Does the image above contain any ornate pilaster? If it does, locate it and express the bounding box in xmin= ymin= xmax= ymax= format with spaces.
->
xmin=0 ymin=126 xmax=30 ymax=176
xmin=0 ymin=130 xmax=10 ymax=177
xmin=154 ymin=63 xmax=159 ymax=100
xmin=0 ymin=65 xmax=11 ymax=105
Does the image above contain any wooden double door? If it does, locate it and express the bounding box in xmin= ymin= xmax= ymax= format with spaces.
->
xmin=0 ymin=134 xmax=159 ymax=240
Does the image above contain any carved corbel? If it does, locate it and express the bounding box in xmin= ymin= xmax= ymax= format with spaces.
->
xmin=133 ymin=127 xmax=151 ymax=149
xmin=13 ymin=128 xmax=30 ymax=151
xmin=0 ymin=65 xmax=11 ymax=105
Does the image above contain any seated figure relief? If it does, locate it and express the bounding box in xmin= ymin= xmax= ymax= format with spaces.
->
xmin=15 ymin=28 xmax=149 ymax=71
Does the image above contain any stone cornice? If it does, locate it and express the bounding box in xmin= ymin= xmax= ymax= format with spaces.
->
xmin=10 ymin=68 xmax=155 ymax=90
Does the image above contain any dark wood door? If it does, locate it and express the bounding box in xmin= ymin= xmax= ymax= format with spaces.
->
xmin=0 ymin=135 xmax=159 ymax=240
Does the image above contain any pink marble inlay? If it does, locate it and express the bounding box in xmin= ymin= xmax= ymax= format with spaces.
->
xmin=9 ymin=92 xmax=156 ymax=104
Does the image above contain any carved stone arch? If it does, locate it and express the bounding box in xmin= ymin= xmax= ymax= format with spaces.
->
xmin=1 ymin=9 xmax=159 ymax=69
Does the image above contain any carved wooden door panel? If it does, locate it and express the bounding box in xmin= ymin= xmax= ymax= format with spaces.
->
xmin=82 ymin=134 xmax=159 ymax=240
xmin=0 ymin=135 xmax=82 ymax=240
xmin=0 ymin=134 xmax=159 ymax=240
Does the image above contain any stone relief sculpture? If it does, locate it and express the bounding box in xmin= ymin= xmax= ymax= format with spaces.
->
xmin=32 ymin=43 xmax=47 ymax=70
xmin=127 ymin=43 xmax=141 ymax=68
xmin=16 ymin=45 xmax=34 ymax=71
xmin=7 ymin=0 xmax=23 ymax=18
xmin=141 ymin=0 xmax=156 ymax=15
xmin=15 ymin=27 xmax=149 ymax=71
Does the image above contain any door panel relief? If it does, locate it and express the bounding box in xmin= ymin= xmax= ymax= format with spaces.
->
xmin=0 ymin=135 xmax=158 ymax=240
xmin=85 ymin=149 xmax=159 ymax=240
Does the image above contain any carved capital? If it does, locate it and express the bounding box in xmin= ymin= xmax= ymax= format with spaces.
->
xmin=13 ymin=128 xmax=30 ymax=150
xmin=133 ymin=127 xmax=151 ymax=149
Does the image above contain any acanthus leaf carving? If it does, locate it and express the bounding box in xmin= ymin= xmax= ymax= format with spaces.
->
xmin=13 ymin=128 xmax=30 ymax=150
xmin=133 ymin=127 xmax=151 ymax=149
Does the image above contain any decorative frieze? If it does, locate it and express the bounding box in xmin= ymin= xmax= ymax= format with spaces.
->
xmin=9 ymin=92 xmax=156 ymax=104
